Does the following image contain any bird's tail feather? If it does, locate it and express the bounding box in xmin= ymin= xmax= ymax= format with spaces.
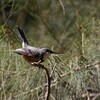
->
xmin=17 ymin=27 xmax=29 ymax=45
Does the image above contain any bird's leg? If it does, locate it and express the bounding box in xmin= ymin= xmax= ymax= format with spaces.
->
xmin=31 ymin=60 xmax=42 ymax=65
xmin=30 ymin=60 xmax=44 ymax=68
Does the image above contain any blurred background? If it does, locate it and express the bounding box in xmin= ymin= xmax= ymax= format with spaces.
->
xmin=0 ymin=0 xmax=100 ymax=100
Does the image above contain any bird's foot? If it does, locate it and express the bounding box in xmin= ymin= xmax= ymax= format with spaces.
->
xmin=30 ymin=61 xmax=44 ymax=68
xmin=31 ymin=62 xmax=38 ymax=65
xmin=31 ymin=60 xmax=41 ymax=65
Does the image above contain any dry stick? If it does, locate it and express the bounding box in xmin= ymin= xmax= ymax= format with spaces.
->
xmin=43 ymin=66 xmax=51 ymax=100
xmin=58 ymin=0 xmax=65 ymax=15
xmin=32 ymin=64 xmax=51 ymax=100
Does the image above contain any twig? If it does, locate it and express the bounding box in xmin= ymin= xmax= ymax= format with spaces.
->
xmin=16 ymin=0 xmax=29 ymax=28
xmin=92 ymin=93 xmax=100 ymax=100
xmin=1 ymin=0 xmax=6 ymax=23
xmin=38 ymin=15 xmax=60 ymax=44
xmin=58 ymin=0 xmax=65 ymax=15
xmin=13 ymin=79 xmax=57 ymax=99
xmin=31 ymin=63 xmax=51 ymax=100
xmin=82 ymin=93 xmax=100 ymax=100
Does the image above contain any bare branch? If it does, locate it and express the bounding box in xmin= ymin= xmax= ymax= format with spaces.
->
xmin=31 ymin=63 xmax=51 ymax=100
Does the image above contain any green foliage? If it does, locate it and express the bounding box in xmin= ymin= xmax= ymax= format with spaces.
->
xmin=0 ymin=0 xmax=100 ymax=100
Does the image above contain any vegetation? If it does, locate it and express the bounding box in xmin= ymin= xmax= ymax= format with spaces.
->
xmin=0 ymin=0 xmax=100 ymax=100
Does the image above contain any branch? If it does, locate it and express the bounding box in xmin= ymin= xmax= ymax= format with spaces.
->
xmin=31 ymin=63 xmax=51 ymax=100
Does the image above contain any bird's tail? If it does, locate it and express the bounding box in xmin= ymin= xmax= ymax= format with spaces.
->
xmin=17 ymin=27 xmax=29 ymax=45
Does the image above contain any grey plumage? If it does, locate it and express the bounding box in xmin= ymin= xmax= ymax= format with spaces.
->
xmin=14 ymin=46 xmax=40 ymax=58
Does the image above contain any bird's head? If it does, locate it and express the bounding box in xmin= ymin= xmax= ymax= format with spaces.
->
xmin=40 ymin=48 xmax=56 ymax=54
xmin=40 ymin=48 xmax=57 ymax=60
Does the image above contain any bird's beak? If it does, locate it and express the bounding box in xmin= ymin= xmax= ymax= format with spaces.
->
xmin=51 ymin=51 xmax=62 ymax=54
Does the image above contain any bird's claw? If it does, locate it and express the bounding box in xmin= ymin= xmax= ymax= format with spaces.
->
xmin=30 ymin=60 xmax=40 ymax=65
xmin=30 ymin=61 xmax=44 ymax=68
xmin=31 ymin=62 xmax=39 ymax=65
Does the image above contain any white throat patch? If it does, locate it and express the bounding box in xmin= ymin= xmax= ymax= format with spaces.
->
xmin=43 ymin=52 xmax=51 ymax=60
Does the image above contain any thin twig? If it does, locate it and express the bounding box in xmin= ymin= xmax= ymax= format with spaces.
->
xmin=92 ymin=93 xmax=100 ymax=100
xmin=58 ymin=0 xmax=65 ymax=15
xmin=13 ymin=79 xmax=57 ymax=99
xmin=82 ymin=93 xmax=100 ymax=100
xmin=16 ymin=0 xmax=29 ymax=28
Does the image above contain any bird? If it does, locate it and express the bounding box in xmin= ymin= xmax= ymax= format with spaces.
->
xmin=14 ymin=27 xmax=58 ymax=65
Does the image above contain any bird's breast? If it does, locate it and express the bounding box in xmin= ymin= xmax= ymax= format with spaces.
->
xmin=23 ymin=55 xmax=40 ymax=62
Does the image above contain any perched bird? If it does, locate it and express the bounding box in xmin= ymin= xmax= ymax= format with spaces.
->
xmin=14 ymin=27 xmax=58 ymax=65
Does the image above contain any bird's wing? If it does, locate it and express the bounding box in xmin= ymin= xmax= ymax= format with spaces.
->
xmin=24 ymin=46 xmax=40 ymax=58
xmin=14 ymin=45 xmax=40 ymax=58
